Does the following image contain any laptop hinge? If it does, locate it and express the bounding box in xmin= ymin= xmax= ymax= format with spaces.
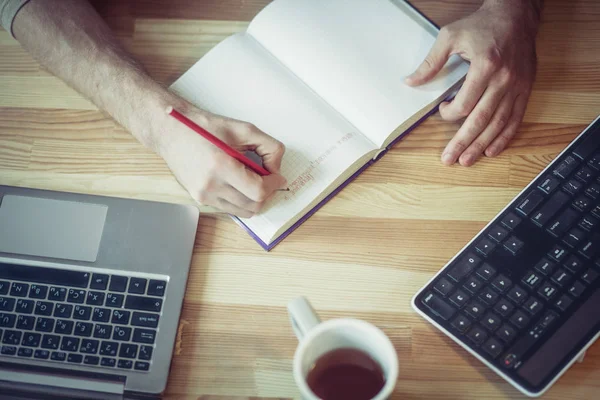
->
xmin=0 ymin=369 xmax=125 ymax=400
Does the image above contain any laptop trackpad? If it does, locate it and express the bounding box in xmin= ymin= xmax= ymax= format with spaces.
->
xmin=0 ymin=195 xmax=107 ymax=262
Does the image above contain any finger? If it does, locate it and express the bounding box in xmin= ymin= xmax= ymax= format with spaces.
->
xmin=219 ymin=184 xmax=262 ymax=214
xmin=441 ymin=83 xmax=507 ymax=166
xmin=486 ymin=92 xmax=530 ymax=157
xmin=225 ymin=156 xmax=288 ymax=203
xmin=215 ymin=197 xmax=255 ymax=219
xmin=236 ymin=122 xmax=286 ymax=174
xmin=405 ymin=27 xmax=452 ymax=86
xmin=458 ymin=92 xmax=515 ymax=165
xmin=439 ymin=55 xmax=500 ymax=122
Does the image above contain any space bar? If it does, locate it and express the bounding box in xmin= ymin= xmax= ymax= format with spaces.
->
xmin=0 ymin=262 xmax=89 ymax=288
xmin=517 ymin=288 xmax=600 ymax=386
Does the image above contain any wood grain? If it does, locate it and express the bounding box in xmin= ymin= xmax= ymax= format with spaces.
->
xmin=1 ymin=0 xmax=600 ymax=399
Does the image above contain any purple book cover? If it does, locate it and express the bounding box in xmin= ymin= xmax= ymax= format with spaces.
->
xmin=232 ymin=0 xmax=461 ymax=251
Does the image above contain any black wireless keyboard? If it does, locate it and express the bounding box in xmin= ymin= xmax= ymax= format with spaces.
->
xmin=413 ymin=115 xmax=600 ymax=397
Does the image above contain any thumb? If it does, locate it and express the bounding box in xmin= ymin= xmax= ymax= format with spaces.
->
xmin=246 ymin=124 xmax=286 ymax=174
xmin=405 ymin=29 xmax=452 ymax=86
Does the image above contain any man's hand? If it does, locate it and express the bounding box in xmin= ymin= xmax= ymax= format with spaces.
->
xmin=157 ymin=105 xmax=287 ymax=218
xmin=406 ymin=0 xmax=542 ymax=166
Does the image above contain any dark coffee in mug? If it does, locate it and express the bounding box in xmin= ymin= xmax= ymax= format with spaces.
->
xmin=306 ymin=347 xmax=386 ymax=400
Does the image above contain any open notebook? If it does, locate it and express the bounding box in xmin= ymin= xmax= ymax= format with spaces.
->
xmin=170 ymin=0 xmax=469 ymax=250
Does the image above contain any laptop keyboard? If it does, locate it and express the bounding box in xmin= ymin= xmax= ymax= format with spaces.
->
xmin=0 ymin=262 xmax=166 ymax=373
xmin=414 ymin=117 xmax=600 ymax=393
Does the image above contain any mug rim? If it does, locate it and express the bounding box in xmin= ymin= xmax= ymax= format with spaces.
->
xmin=293 ymin=318 xmax=399 ymax=400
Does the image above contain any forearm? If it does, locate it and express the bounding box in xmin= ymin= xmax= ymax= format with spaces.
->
xmin=12 ymin=0 xmax=180 ymax=154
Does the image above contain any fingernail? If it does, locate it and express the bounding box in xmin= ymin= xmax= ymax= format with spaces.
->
xmin=442 ymin=152 xmax=454 ymax=165
xmin=462 ymin=155 xmax=474 ymax=166
xmin=486 ymin=147 xmax=497 ymax=157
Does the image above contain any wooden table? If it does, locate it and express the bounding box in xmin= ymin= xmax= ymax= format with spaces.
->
xmin=1 ymin=0 xmax=599 ymax=398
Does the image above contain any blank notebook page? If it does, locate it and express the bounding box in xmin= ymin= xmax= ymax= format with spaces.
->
xmin=248 ymin=0 xmax=468 ymax=147
xmin=170 ymin=34 xmax=376 ymax=243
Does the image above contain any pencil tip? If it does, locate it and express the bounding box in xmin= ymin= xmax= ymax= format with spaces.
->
xmin=165 ymin=106 xmax=173 ymax=114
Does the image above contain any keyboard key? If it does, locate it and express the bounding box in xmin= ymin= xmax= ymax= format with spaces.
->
xmin=34 ymin=349 xmax=50 ymax=359
xmin=16 ymin=315 xmax=35 ymax=330
xmin=493 ymin=298 xmax=514 ymax=317
xmin=55 ymin=319 xmax=74 ymax=335
xmin=421 ymin=292 xmax=456 ymax=321
xmin=563 ymin=179 xmax=583 ymax=195
xmin=538 ymin=175 xmax=560 ymax=194
xmin=522 ymin=271 xmax=542 ymax=289
xmin=111 ymin=310 xmax=130 ymax=325
xmin=482 ymin=313 xmax=502 ymax=331
xmin=118 ymin=359 xmax=133 ymax=369
xmin=448 ymin=254 xmax=481 ymax=283
xmin=10 ymin=283 xmax=29 ymax=297
xmin=128 ymin=278 xmax=147 ymax=294
xmin=0 ymin=281 xmax=8 ymax=295
xmin=491 ymin=275 xmax=511 ymax=293
xmin=433 ymin=277 xmax=454 ymax=296
xmin=564 ymin=254 xmax=584 ymax=274
xmin=466 ymin=325 xmax=488 ymax=345
xmin=538 ymin=282 xmax=558 ymax=300
xmin=132 ymin=328 xmax=156 ymax=344
xmin=80 ymin=339 xmax=99 ymax=354
xmin=21 ymin=332 xmax=41 ymax=347
xmin=35 ymin=301 xmax=53 ymax=316
xmin=74 ymin=322 xmax=93 ymax=337
xmin=16 ymin=299 xmax=34 ymax=314
xmin=547 ymin=208 xmax=579 ymax=237
xmin=501 ymin=212 xmax=522 ymax=230
xmin=555 ymin=294 xmax=574 ymax=311
xmin=139 ymin=345 xmax=153 ymax=360
xmin=476 ymin=263 xmax=496 ymax=281
xmin=451 ymin=314 xmax=472 ymax=333
xmin=573 ymin=196 xmax=592 ymax=212
xmin=524 ymin=297 xmax=543 ymax=316
xmin=534 ymin=258 xmax=556 ymax=276
xmin=575 ymin=166 xmax=594 ymax=183
xmin=516 ymin=190 xmax=545 ymax=216
xmin=497 ymin=324 xmax=518 ymax=344
xmin=119 ymin=343 xmax=138 ymax=359
xmin=592 ymin=205 xmax=600 ymax=219
xmin=29 ymin=285 xmax=48 ymax=299
xmin=479 ymin=287 xmax=500 ymax=305
xmin=68 ymin=353 xmax=83 ymax=363
xmin=84 ymin=355 xmax=100 ymax=365
xmin=90 ymin=274 xmax=109 ymax=290
xmin=504 ymin=236 xmax=524 ymax=255
xmin=553 ymin=155 xmax=579 ymax=178
xmin=41 ymin=334 xmax=60 ymax=350
xmin=109 ymin=276 xmax=128 ymax=292
xmin=86 ymin=291 xmax=105 ymax=306
xmin=106 ymin=293 xmax=125 ymax=308
xmin=67 ymin=289 xmax=86 ymax=304
xmin=449 ymin=289 xmax=470 ymax=308
xmin=588 ymin=153 xmax=600 ymax=169
xmin=463 ymin=276 xmax=482 ymax=294
xmin=124 ymin=296 xmax=163 ymax=313
xmin=488 ymin=226 xmax=509 ymax=243
xmin=51 ymin=351 xmax=66 ymax=361
xmin=93 ymin=324 xmax=112 ymax=339
xmin=482 ymin=337 xmax=504 ymax=358
xmin=548 ymin=244 xmax=568 ymax=262
xmin=510 ymin=310 xmax=530 ymax=329
xmin=568 ymin=281 xmax=586 ymax=297
xmin=48 ymin=287 xmax=67 ymax=302
xmin=531 ymin=191 xmax=570 ymax=227
xmin=2 ymin=330 xmax=21 ymax=344
xmin=60 ymin=336 xmax=80 ymax=352
xmin=574 ymin=132 xmax=600 ymax=159
xmin=100 ymin=341 xmax=118 ymax=357
xmin=92 ymin=307 xmax=110 ymax=323
xmin=475 ymin=238 xmax=496 ymax=256
xmin=53 ymin=303 xmax=73 ymax=319
xmin=0 ymin=313 xmax=16 ymax=328
xmin=113 ymin=326 xmax=131 ymax=341
xmin=0 ymin=264 xmax=90 ymax=288
xmin=551 ymin=269 xmax=571 ymax=287
xmin=73 ymin=305 xmax=92 ymax=321
xmin=134 ymin=361 xmax=150 ymax=371
xmin=0 ymin=297 xmax=15 ymax=312
xmin=1 ymin=346 xmax=16 ymax=355
xmin=582 ymin=268 xmax=599 ymax=284
xmin=147 ymin=280 xmax=166 ymax=297
xmin=101 ymin=357 xmax=116 ymax=367
xmin=18 ymin=347 xmax=33 ymax=357
xmin=579 ymin=215 xmax=598 ymax=231
xmin=585 ymin=183 xmax=600 ymax=199
xmin=578 ymin=232 xmax=600 ymax=259
xmin=35 ymin=317 xmax=54 ymax=332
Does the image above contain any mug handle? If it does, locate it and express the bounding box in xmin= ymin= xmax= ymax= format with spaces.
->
xmin=287 ymin=296 xmax=321 ymax=341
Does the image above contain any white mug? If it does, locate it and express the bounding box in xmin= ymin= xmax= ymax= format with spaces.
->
xmin=288 ymin=297 xmax=399 ymax=400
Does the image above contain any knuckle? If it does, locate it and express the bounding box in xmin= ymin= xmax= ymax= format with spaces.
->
xmin=469 ymin=140 xmax=487 ymax=155
xmin=479 ymin=47 xmax=502 ymax=72
xmin=453 ymin=103 xmax=471 ymax=119
xmin=494 ymin=133 xmax=511 ymax=150
xmin=439 ymin=25 xmax=455 ymax=41
xmin=473 ymin=110 xmax=492 ymax=129
xmin=452 ymin=139 xmax=469 ymax=153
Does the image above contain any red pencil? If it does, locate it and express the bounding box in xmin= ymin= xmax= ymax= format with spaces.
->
xmin=166 ymin=106 xmax=271 ymax=176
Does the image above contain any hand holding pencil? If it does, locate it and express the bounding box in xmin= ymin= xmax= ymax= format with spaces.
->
xmin=157 ymin=104 xmax=288 ymax=218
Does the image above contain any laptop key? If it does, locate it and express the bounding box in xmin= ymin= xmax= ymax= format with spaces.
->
xmin=35 ymin=301 xmax=54 ymax=316
xmin=134 ymin=361 xmax=150 ymax=371
xmin=0 ymin=297 xmax=15 ymax=312
xmin=138 ymin=345 xmax=153 ymax=361
xmin=74 ymin=322 xmax=93 ymax=337
xmin=48 ymin=287 xmax=67 ymax=302
xmin=109 ymin=276 xmax=128 ymax=293
xmin=50 ymin=351 xmax=66 ymax=361
xmin=92 ymin=307 xmax=110 ymax=323
xmin=60 ymin=336 xmax=80 ymax=352
xmin=90 ymin=274 xmax=109 ymax=290
xmin=22 ymin=332 xmax=41 ymax=347
xmin=0 ymin=313 xmax=16 ymax=328
xmin=67 ymin=289 xmax=86 ymax=304
xmin=113 ymin=326 xmax=131 ymax=341
xmin=80 ymin=339 xmax=99 ymax=354
xmin=16 ymin=315 xmax=35 ymax=330
xmin=73 ymin=305 xmax=92 ymax=321
xmin=106 ymin=293 xmax=125 ymax=308
xmin=84 ymin=355 xmax=100 ymax=365
xmin=55 ymin=319 xmax=74 ymax=335
xmin=10 ymin=283 xmax=29 ymax=298
xmin=34 ymin=349 xmax=49 ymax=359
xmin=119 ymin=343 xmax=138 ymax=359
xmin=2 ymin=330 xmax=21 ymax=344
xmin=128 ymin=278 xmax=147 ymax=295
xmin=100 ymin=341 xmax=118 ymax=357
xmin=147 ymin=280 xmax=166 ymax=297
xmin=67 ymin=353 xmax=83 ymax=363
xmin=0 ymin=281 xmax=8 ymax=295
xmin=118 ymin=359 xmax=133 ymax=369
xmin=35 ymin=317 xmax=55 ymax=332
xmin=111 ymin=310 xmax=130 ymax=325
xmin=1 ymin=346 xmax=16 ymax=355
xmin=132 ymin=328 xmax=156 ymax=344
xmin=86 ymin=291 xmax=105 ymax=306
xmin=125 ymin=296 xmax=163 ymax=313
xmin=41 ymin=334 xmax=60 ymax=350
xmin=0 ymin=264 xmax=90 ymax=288
xmin=53 ymin=303 xmax=72 ymax=319
xmin=93 ymin=324 xmax=112 ymax=339
xmin=29 ymin=285 xmax=48 ymax=299
xmin=101 ymin=357 xmax=116 ymax=367
xmin=16 ymin=299 xmax=34 ymax=314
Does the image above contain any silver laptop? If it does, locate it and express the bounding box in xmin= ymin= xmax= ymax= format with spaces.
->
xmin=0 ymin=184 xmax=199 ymax=399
